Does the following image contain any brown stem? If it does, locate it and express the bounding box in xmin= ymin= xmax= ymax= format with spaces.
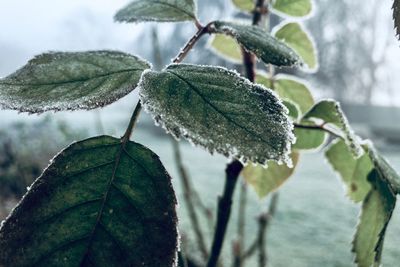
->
xmin=121 ymin=101 xmax=142 ymax=145
xmin=171 ymin=139 xmax=209 ymax=260
xmin=172 ymin=22 xmax=213 ymax=63
xmin=206 ymin=160 xmax=242 ymax=267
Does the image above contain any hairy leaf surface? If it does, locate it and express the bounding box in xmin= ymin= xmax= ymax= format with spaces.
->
xmin=114 ymin=0 xmax=196 ymax=23
xmin=0 ymin=51 xmax=150 ymax=113
xmin=325 ymin=140 xmax=373 ymax=202
xmin=139 ymin=64 xmax=295 ymax=164
xmin=271 ymin=0 xmax=312 ymax=17
xmin=208 ymin=34 xmax=242 ymax=64
xmin=394 ymin=0 xmax=400 ymax=38
xmin=353 ymin=170 xmax=396 ymax=267
xmin=256 ymin=73 xmax=314 ymax=114
xmin=303 ymin=100 xmax=362 ymax=156
xmin=273 ymin=22 xmax=318 ymax=71
xmin=213 ymin=21 xmax=300 ymax=67
xmin=0 ymin=136 xmax=178 ymax=267
xmin=242 ymin=152 xmax=299 ymax=198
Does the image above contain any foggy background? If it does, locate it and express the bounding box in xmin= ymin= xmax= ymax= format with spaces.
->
xmin=0 ymin=0 xmax=400 ymax=266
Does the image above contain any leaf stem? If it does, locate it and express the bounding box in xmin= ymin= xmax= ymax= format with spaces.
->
xmin=121 ymin=100 xmax=142 ymax=144
xmin=172 ymin=22 xmax=213 ymax=63
xmin=293 ymin=123 xmax=344 ymax=140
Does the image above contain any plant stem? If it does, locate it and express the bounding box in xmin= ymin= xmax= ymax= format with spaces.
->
xmin=207 ymin=160 xmax=242 ymax=267
xmin=121 ymin=100 xmax=142 ymax=145
xmin=173 ymin=22 xmax=212 ymax=63
xmin=171 ymin=139 xmax=209 ymax=260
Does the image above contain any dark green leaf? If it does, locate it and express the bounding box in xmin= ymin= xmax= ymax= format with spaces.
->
xmin=271 ymin=0 xmax=312 ymax=17
xmin=242 ymin=152 xmax=299 ymax=198
xmin=353 ymin=170 xmax=396 ymax=267
xmin=394 ymin=0 xmax=400 ymax=39
xmin=0 ymin=136 xmax=178 ymax=267
xmin=303 ymin=100 xmax=362 ymax=156
xmin=208 ymin=34 xmax=242 ymax=64
xmin=368 ymin=144 xmax=400 ymax=194
xmin=256 ymin=73 xmax=314 ymax=114
xmin=325 ymin=140 xmax=373 ymax=202
xmin=139 ymin=63 xmax=295 ymax=164
xmin=292 ymin=121 xmax=327 ymax=150
xmin=212 ymin=21 xmax=300 ymax=67
xmin=273 ymin=22 xmax=318 ymax=71
xmin=232 ymin=0 xmax=254 ymax=12
xmin=114 ymin=0 xmax=196 ymax=23
xmin=0 ymin=51 xmax=150 ymax=113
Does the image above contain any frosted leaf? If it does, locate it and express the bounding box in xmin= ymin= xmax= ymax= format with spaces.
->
xmin=352 ymin=170 xmax=396 ymax=267
xmin=139 ymin=63 xmax=295 ymax=165
xmin=303 ymin=99 xmax=363 ymax=156
xmin=0 ymin=51 xmax=150 ymax=113
xmin=367 ymin=143 xmax=400 ymax=194
xmin=394 ymin=0 xmax=400 ymax=39
xmin=212 ymin=21 xmax=301 ymax=67
xmin=273 ymin=22 xmax=318 ymax=72
xmin=242 ymin=152 xmax=299 ymax=198
xmin=0 ymin=136 xmax=178 ymax=266
xmin=114 ymin=0 xmax=197 ymax=23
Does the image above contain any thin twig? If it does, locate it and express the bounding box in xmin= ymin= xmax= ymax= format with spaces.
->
xmin=121 ymin=100 xmax=142 ymax=145
xmin=171 ymin=139 xmax=209 ymax=260
xmin=233 ymin=182 xmax=248 ymax=267
xmin=206 ymin=160 xmax=242 ymax=267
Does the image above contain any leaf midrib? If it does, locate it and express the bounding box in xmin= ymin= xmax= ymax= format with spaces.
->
xmin=0 ymin=68 xmax=143 ymax=87
xmin=167 ymin=70 xmax=277 ymax=150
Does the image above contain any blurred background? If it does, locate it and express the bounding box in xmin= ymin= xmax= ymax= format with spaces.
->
xmin=0 ymin=0 xmax=400 ymax=266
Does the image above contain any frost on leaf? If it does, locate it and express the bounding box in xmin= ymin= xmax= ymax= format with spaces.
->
xmin=114 ymin=0 xmax=197 ymax=23
xmin=0 ymin=51 xmax=150 ymax=113
xmin=139 ymin=63 xmax=295 ymax=165
xmin=352 ymin=170 xmax=396 ymax=267
xmin=0 ymin=136 xmax=178 ymax=267
xmin=394 ymin=0 xmax=400 ymax=39
xmin=303 ymin=99 xmax=363 ymax=156
xmin=212 ymin=21 xmax=301 ymax=67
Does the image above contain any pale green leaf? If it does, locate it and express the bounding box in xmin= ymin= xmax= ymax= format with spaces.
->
xmin=208 ymin=34 xmax=242 ymax=64
xmin=273 ymin=22 xmax=318 ymax=71
xmin=271 ymin=0 xmax=312 ymax=17
xmin=0 ymin=51 xmax=150 ymax=113
xmin=292 ymin=120 xmax=327 ymax=150
xmin=213 ymin=21 xmax=300 ymax=67
xmin=232 ymin=0 xmax=254 ymax=12
xmin=283 ymin=100 xmax=300 ymax=120
xmin=303 ymin=99 xmax=362 ymax=156
xmin=139 ymin=63 xmax=295 ymax=165
xmin=114 ymin=0 xmax=196 ymax=23
xmin=325 ymin=140 xmax=373 ymax=202
xmin=242 ymin=152 xmax=299 ymax=198
xmin=368 ymin=144 xmax=400 ymax=194
xmin=0 ymin=136 xmax=178 ymax=266
xmin=394 ymin=0 xmax=400 ymax=39
xmin=353 ymin=170 xmax=396 ymax=267
xmin=256 ymin=73 xmax=314 ymax=114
